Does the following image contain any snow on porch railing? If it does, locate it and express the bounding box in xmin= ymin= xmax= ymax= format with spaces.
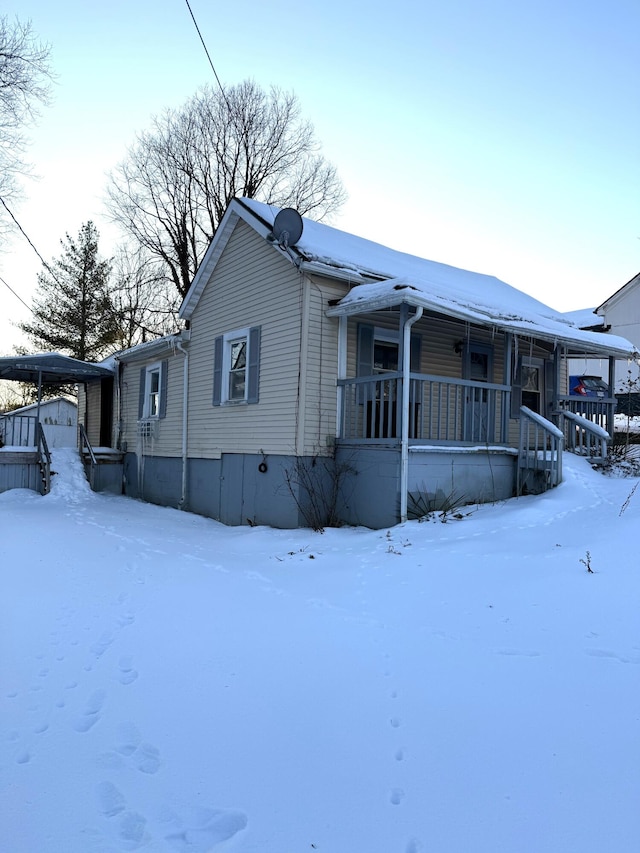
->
xmin=559 ymin=409 xmax=610 ymax=461
xmin=517 ymin=406 xmax=564 ymax=496
xmin=337 ymin=373 xmax=511 ymax=443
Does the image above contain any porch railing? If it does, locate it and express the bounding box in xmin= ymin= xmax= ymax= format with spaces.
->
xmin=338 ymin=373 xmax=511 ymax=443
xmin=79 ymin=423 xmax=97 ymax=466
xmin=0 ymin=414 xmax=37 ymax=447
xmin=559 ymin=409 xmax=610 ymax=461
xmin=517 ymin=406 xmax=564 ymax=495
xmin=556 ymin=394 xmax=615 ymax=436
xmin=36 ymin=422 xmax=51 ymax=494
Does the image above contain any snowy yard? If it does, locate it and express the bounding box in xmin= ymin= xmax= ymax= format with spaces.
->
xmin=2 ymin=449 xmax=639 ymax=852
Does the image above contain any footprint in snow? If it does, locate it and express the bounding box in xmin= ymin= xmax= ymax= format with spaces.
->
xmin=118 ymin=656 xmax=139 ymax=685
xmin=165 ymin=807 xmax=248 ymax=851
xmin=585 ymin=648 xmax=639 ymax=664
xmin=73 ymin=689 xmax=106 ymax=733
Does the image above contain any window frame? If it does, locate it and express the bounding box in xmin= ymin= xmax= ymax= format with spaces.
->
xmin=143 ymin=362 xmax=162 ymax=418
xmin=138 ymin=360 xmax=168 ymax=421
xmin=213 ymin=326 xmax=261 ymax=407
xmin=222 ymin=327 xmax=250 ymax=403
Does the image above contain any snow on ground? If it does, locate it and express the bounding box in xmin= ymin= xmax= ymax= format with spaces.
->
xmin=2 ymin=449 xmax=639 ymax=852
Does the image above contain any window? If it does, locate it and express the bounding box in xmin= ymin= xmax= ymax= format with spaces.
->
xmin=521 ymin=364 xmax=541 ymax=413
xmin=146 ymin=364 xmax=161 ymax=416
xmin=138 ymin=360 xmax=168 ymax=420
xmin=228 ymin=335 xmax=248 ymax=401
xmin=374 ymin=339 xmax=399 ymax=374
xmin=213 ymin=326 xmax=261 ymax=406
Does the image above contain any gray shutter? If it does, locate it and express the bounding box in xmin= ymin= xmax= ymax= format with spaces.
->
xmin=410 ymin=332 xmax=421 ymax=372
xmin=357 ymin=324 xmax=374 ymax=404
xmin=511 ymin=356 xmax=522 ymax=419
xmin=357 ymin=324 xmax=374 ymax=375
xmin=247 ymin=326 xmax=261 ymax=404
xmin=138 ymin=368 xmax=146 ymax=418
xmin=158 ymin=359 xmax=168 ymax=419
xmin=544 ymin=359 xmax=555 ymax=417
xmin=212 ymin=335 xmax=223 ymax=406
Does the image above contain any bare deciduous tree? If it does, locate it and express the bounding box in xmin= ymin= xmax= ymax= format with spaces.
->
xmin=107 ymin=80 xmax=346 ymax=300
xmin=110 ymin=244 xmax=180 ymax=350
xmin=0 ymin=15 xmax=53 ymax=235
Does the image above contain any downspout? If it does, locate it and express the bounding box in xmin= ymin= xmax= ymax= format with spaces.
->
xmin=400 ymin=306 xmax=423 ymax=523
xmin=176 ymin=338 xmax=189 ymax=509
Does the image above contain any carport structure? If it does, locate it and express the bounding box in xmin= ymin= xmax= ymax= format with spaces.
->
xmin=0 ymin=353 xmax=114 ymax=494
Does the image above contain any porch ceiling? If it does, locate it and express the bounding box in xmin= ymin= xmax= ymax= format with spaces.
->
xmin=326 ymin=285 xmax=636 ymax=359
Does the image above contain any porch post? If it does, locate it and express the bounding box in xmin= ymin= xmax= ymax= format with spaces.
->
xmin=400 ymin=306 xmax=423 ymax=523
xmin=336 ymin=315 xmax=347 ymax=438
xmin=502 ymin=334 xmax=513 ymax=442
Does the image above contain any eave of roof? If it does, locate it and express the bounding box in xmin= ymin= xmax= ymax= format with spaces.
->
xmin=326 ymin=281 xmax=636 ymax=358
xmin=113 ymin=334 xmax=183 ymax=364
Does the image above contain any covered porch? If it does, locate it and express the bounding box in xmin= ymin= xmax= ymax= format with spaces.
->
xmin=327 ymin=293 xmax=633 ymax=526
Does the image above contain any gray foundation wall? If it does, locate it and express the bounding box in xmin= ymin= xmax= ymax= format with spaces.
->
xmin=121 ymin=446 xmax=517 ymax=529
xmin=123 ymin=452 xmax=321 ymax=529
xmin=335 ymin=445 xmax=401 ymax=528
xmin=407 ymin=449 xmax=516 ymax=512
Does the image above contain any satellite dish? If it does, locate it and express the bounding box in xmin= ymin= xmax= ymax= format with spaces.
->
xmin=272 ymin=208 xmax=303 ymax=248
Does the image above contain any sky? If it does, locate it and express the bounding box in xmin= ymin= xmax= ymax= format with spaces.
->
xmin=2 ymin=446 xmax=640 ymax=851
xmin=1 ymin=0 xmax=638 ymax=356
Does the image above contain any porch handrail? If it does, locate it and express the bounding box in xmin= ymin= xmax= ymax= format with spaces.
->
xmin=36 ymin=421 xmax=51 ymax=494
xmin=79 ymin=423 xmax=97 ymax=467
xmin=559 ymin=409 xmax=610 ymax=460
xmin=556 ymin=394 xmax=615 ymax=438
xmin=337 ymin=372 xmax=511 ymax=443
xmin=518 ymin=405 xmax=564 ymax=495
xmin=337 ymin=372 xmax=510 ymax=392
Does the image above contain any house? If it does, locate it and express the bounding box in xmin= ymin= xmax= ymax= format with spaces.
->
xmin=78 ymin=198 xmax=635 ymax=528
xmin=0 ymin=396 xmax=77 ymax=449
xmin=565 ymin=273 xmax=640 ymax=395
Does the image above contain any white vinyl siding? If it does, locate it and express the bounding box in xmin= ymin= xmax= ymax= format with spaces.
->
xmin=301 ymin=275 xmax=347 ymax=454
xmin=119 ymin=351 xmax=184 ymax=457
xmin=186 ymin=220 xmax=303 ymax=457
xmin=85 ymin=382 xmax=102 ymax=446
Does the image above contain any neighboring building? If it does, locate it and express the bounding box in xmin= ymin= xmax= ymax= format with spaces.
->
xmin=0 ymin=396 xmax=77 ymax=448
xmin=565 ymin=273 xmax=640 ymax=394
xmin=79 ymin=198 xmax=635 ymax=528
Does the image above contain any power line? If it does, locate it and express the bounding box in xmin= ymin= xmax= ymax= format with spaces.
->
xmin=0 ymin=273 xmax=32 ymax=312
xmin=0 ymin=195 xmax=52 ymax=272
xmin=0 ymin=194 xmax=68 ymax=296
xmin=183 ymin=0 xmax=233 ymax=112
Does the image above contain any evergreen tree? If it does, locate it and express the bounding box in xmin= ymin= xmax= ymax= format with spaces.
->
xmin=19 ymin=221 xmax=121 ymax=361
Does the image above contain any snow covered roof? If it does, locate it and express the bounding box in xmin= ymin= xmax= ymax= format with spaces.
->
xmin=181 ymin=198 xmax=636 ymax=358
xmin=561 ymin=308 xmax=605 ymax=330
xmin=111 ymin=334 xmax=184 ymax=365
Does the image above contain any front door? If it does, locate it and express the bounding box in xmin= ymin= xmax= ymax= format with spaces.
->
xmin=464 ymin=343 xmax=494 ymax=442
